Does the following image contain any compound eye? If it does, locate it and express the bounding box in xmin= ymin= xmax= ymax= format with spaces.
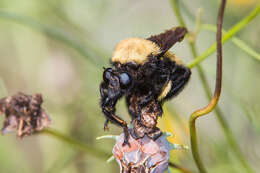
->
xmin=119 ymin=72 xmax=131 ymax=88
xmin=103 ymin=68 xmax=113 ymax=82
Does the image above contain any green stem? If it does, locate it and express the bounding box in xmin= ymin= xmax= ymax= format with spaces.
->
xmin=170 ymin=1 xmax=208 ymax=172
xmin=214 ymin=108 xmax=253 ymax=173
xmin=201 ymin=24 xmax=260 ymax=61
xmin=188 ymin=4 xmax=260 ymax=68
xmin=42 ymin=128 xmax=191 ymax=172
xmin=170 ymin=0 xmax=254 ymax=173
xmin=169 ymin=0 xmax=186 ymax=26
xmin=41 ymin=128 xmax=111 ymax=159
xmin=0 ymin=11 xmax=105 ymax=67
xmin=189 ymin=118 xmax=206 ymax=173
xmin=178 ymin=1 xmax=260 ymax=64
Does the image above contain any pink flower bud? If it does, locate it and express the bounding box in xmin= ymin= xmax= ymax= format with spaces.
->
xmin=112 ymin=129 xmax=171 ymax=173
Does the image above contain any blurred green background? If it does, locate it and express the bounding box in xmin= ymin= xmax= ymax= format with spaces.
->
xmin=0 ymin=0 xmax=259 ymax=172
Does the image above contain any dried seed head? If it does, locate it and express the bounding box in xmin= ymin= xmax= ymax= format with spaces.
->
xmin=112 ymin=129 xmax=171 ymax=173
xmin=0 ymin=92 xmax=51 ymax=138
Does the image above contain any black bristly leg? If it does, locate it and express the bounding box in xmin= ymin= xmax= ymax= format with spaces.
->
xmin=100 ymin=82 xmax=130 ymax=146
xmin=104 ymin=119 xmax=109 ymax=131
xmin=102 ymin=107 xmax=130 ymax=146
xmin=100 ymin=82 xmax=111 ymax=130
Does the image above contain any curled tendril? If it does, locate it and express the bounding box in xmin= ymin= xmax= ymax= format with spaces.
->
xmin=188 ymin=0 xmax=226 ymax=172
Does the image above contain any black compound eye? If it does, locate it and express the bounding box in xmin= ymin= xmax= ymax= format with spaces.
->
xmin=119 ymin=72 xmax=131 ymax=88
xmin=103 ymin=68 xmax=113 ymax=82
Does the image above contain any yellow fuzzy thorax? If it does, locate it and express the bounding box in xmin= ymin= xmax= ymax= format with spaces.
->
xmin=112 ymin=38 xmax=183 ymax=65
xmin=111 ymin=38 xmax=161 ymax=65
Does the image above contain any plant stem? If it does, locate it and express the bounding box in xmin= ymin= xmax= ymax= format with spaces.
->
xmin=201 ymin=24 xmax=260 ymax=62
xmin=170 ymin=0 xmax=186 ymax=27
xmin=178 ymin=1 xmax=260 ymax=63
xmin=41 ymin=128 xmax=111 ymax=159
xmin=171 ymin=2 xmax=256 ymax=171
xmin=169 ymin=0 xmax=253 ymax=173
xmin=188 ymin=4 xmax=260 ymax=68
xmin=170 ymin=1 xmax=206 ymax=172
xmin=171 ymin=0 xmax=255 ymax=172
xmin=190 ymin=0 xmax=226 ymax=171
xmin=41 ymin=128 xmax=193 ymax=172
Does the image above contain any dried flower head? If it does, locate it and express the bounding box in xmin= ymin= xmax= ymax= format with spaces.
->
xmin=0 ymin=92 xmax=51 ymax=138
xmin=112 ymin=129 xmax=171 ymax=173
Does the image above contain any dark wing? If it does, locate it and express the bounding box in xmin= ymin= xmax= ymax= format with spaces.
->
xmin=147 ymin=27 xmax=187 ymax=55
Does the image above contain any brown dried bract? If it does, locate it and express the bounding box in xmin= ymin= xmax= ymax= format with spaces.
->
xmin=0 ymin=92 xmax=51 ymax=138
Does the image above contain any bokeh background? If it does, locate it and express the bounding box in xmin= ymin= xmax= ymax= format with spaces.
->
xmin=0 ymin=0 xmax=259 ymax=172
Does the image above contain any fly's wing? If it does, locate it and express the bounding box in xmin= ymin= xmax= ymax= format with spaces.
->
xmin=147 ymin=27 xmax=187 ymax=56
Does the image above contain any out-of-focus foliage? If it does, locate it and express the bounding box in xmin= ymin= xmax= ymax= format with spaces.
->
xmin=0 ymin=0 xmax=259 ymax=173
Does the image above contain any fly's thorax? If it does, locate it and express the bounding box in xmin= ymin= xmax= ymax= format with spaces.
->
xmin=111 ymin=38 xmax=161 ymax=65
